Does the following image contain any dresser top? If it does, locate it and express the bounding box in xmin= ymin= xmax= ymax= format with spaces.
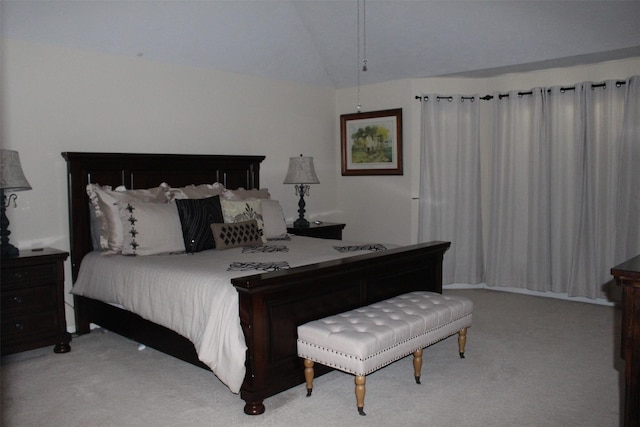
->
xmin=612 ymin=255 xmax=640 ymax=281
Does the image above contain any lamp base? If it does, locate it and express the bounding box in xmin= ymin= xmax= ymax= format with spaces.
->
xmin=1 ymin=242 xmax=19 ymax=258
xmin=293 ymin=217 xmax=310 ymax=228
xmin=294 ymin=189 xmax=310 ymax=228
xmin=1 ymin=190 xmax=19 ymax=258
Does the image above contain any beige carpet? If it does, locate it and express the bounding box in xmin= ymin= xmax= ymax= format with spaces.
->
xmin=1 ymin=289 xmax=623 ymax=426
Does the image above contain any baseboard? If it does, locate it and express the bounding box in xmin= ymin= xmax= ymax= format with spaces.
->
xmin=444 ymin=283 xmax=618 ymax=307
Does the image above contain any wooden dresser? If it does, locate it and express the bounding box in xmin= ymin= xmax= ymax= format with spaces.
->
xmin=1 ymin=248 xmax=71 ymax=355
xmin=612 ymin=255 xmax=640 ymax=427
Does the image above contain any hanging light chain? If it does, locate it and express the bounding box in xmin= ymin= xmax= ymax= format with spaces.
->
xmin=362 ymin=0 xmax=367 ymax=72
xmin=356 ymin=0 xmax=367 ymax=112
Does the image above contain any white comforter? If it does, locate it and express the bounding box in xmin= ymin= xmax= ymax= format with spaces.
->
xmin=71 ymin=236 xmax=389 ymax=394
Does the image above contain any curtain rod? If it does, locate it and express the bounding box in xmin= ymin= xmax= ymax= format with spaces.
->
xmin=414 ymin=95 xmax=476 ymax=102
xmin=415 ymin=80 xmax=627 ymax=101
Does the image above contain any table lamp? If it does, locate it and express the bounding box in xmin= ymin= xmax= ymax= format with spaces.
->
xmin=283 ymin=154 xmax=320 ymax=228
xmin=1 ymin=150 xmax=32 ymax=257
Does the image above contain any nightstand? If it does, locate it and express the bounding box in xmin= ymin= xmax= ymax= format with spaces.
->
xmin=287 ymin=222 xmax=346 ymax=240
xmin=1 ymin=248 xmax=71 ymax=355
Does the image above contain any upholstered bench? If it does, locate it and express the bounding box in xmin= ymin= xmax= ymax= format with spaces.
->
xmin=296 ymin=291 xmax=473 ymax=415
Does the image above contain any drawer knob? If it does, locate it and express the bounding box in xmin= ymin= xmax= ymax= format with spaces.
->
xmin=15 ymin=323 xmax=24 ymax=331
xmin=12 ymin=296 xmax=23 ymax=304
xmin=13 ymin=272 xmax=24 ymax=280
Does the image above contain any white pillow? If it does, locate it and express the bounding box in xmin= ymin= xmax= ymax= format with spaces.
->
xmin=166 ymin=182 xmax=225 ymax=200
xmin=86 ymin=184 xmax=168 ymax=254
xmin=221 ymin=199 xmax=267 ymax=243
xmin=118 ymin=201 xmax=186 ymax=256
xmin=222 ymin=187 xmax=271 ymax=200
xmin=261 ymin=199 xmax=288 ymax=239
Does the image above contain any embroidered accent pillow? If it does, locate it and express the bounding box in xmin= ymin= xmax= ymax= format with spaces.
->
xmin=86 ymin=183 xmax=168 ymax=254
xmin=220 ymin=199 xmax=266 ymax=243
xmin=210 ymin=220 xmax=263 ymax=250
xmin=175 ymin=196 xmax=225 ymax=253
xmin=118 ymin=201 xmax=185 ymax=256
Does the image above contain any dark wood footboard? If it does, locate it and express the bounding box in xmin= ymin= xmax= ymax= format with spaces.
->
xmin=232 ymin=240 xmax=450 ymax=415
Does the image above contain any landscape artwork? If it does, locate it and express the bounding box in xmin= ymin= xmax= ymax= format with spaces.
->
xmin=340 ymin=108 xmax=403 ymax=175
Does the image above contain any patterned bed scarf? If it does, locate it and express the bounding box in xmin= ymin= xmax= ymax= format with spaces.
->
xmin=227 ymin=261 xmax=291 ymax=272
xmin=241 ymin=245 xmax=289 ymax=253
xmin=333 ymin=244 xmax=388 ymax=252
xmin=228 ymin=243 xmax=388 ymax=272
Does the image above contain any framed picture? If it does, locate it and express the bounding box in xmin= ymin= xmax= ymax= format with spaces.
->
xmin=340 ymin=108 xmax=403 ymax=176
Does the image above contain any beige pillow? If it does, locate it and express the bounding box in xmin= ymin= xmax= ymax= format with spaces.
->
xmin=118 ymin=201 xmax=186 ymax=256
xmin=210 ymin=220 xmax=263 ymax=250
xmin=261 ymin=199 xmax=288 ymax=239
xmin=86 ymin=184 xmax=168 ymax=254
xmin=221 ymin=199 xmax=266 ymax=242
xmin=166 ymin=182 xmax=225 ymax=200
xmin=222 ymin=187 xmax=270 ymax=200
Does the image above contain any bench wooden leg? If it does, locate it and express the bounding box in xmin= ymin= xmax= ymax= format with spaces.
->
xmin=458 ymin=327 xmax=468 ymax=358
xmin=355 ymin=375 xmax=366 ymax=416
xmin=304 ymin=359 xmax=314 ymax=397
xmin=413 ymin=348 xmax=423 ymax=384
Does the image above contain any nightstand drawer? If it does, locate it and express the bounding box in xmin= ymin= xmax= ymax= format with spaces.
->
xmin=1 ymin=263 xmax=59 ymax=288
xmin=1 ymin=311 xmax=60 ymax=340
xmin=1 ymin=285 xmax=57 ymax=313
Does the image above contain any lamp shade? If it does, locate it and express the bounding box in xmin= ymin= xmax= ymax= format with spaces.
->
xmin=0 ymin=150 xmax=31 ymax=191
xmin=283 ymin=155 xmax=320 ymax=184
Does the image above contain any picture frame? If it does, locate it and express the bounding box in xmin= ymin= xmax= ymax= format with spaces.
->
xmin=340 ymin=108 xmax=403 ymax=176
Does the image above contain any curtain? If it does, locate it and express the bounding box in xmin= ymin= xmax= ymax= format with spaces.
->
xmin=615 ymin=76 xmax=640 ymax=263
xmin=419 ymin=76 xmax=640 ymax=299
xmin=418 ymin=96 xmax=484 ymax=284
xmin=485 ymin=77 xmax=640 ymax=298
xmin=485 ymin=88 xmax=550 ymax=289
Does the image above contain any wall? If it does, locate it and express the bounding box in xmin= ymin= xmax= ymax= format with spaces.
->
xmin=3 ymin=37 xmax=639 ymax=330
xmin=1 ymin=39 xmax=337 ymax=331
xmin=336 ymin=57 xmax=640 ymax=250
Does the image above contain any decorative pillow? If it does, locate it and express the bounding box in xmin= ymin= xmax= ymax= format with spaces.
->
xmin=89 ymin=203 xmax=102 ymax=251
xmin=221 ymin=199 xmax=266 ymax=242
xmin=166 ymin=182 xmax=225 ymax=200
xmin=222 ymin=187 xmax=271 ymax=200
xmin=118 ymin=201 xmax=186 ymax=256
xmin=86 ymin=183 xmax=168 ymax=254
xmin=261 ymin=199 xmax=288 ymax=239
xmin=210 ymin=220 xmax=263 ymax=250
xmin=175 ymin=196 xmax=225 ymax=253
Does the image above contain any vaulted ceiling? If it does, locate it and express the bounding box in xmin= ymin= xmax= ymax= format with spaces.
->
xmin=3 ymin=1 xmax=640 ymax=89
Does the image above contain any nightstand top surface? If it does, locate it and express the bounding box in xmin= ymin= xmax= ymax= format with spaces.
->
xmin=2 ymin=247 xmax=69 ymax=261
xmin=287 ymin=222 xmax=345 ymax=230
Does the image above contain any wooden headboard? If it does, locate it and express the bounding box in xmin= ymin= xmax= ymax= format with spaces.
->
xmin=62 ymin=152 xmax=265 ymax=282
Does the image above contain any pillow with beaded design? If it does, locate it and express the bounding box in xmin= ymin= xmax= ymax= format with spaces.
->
xmin=210 ymin=220 xmax=263 ymax=250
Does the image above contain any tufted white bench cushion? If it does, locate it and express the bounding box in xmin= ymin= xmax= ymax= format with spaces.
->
xmin=297 ymin=291 xmax=473 ymax=415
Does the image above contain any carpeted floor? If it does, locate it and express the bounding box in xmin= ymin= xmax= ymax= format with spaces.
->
xmin=0 ymin=289 xmax=623 ymax=426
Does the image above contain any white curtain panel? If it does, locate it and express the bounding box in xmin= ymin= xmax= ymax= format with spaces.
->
xmin=615 ymin=76 xmax=640 ymax=264
xmin=419 ymin=76 xmax=639 ymax=299
xmin=486 ymin=77 xmax=640 ymax=299
xmin=486 ymin=88 xmax=552 ymax=290
xmin=418 ymin=96 xmax=484 ymax=285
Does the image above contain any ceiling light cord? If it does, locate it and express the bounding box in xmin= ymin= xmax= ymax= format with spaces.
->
xmin=362 ymin=0 xmax=367 ymax=72
xmin=356 ymin=0 xmax=367 ymax=112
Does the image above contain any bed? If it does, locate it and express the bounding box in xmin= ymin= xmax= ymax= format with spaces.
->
xmin=62 ymin=152 xmax=450 ymax=415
